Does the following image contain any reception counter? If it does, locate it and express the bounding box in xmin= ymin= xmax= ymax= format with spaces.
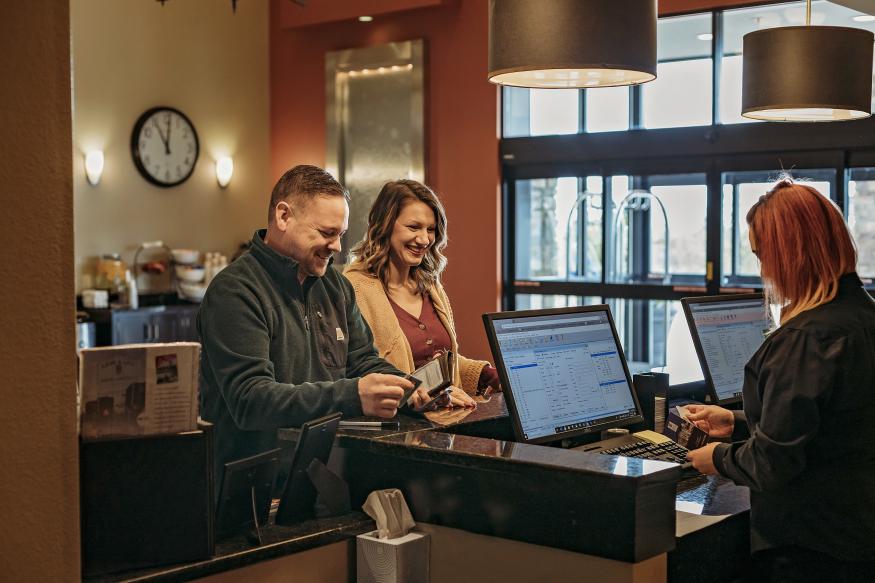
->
xmin=88 ymin=395 xmax=750 ymax=582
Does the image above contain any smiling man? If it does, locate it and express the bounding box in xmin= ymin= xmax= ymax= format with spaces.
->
xmin=198 ymin=165 xmax=412 ymax=485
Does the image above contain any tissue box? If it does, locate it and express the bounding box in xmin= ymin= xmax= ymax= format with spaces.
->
xmin=357 ymin=530 xmax=430 ymax=583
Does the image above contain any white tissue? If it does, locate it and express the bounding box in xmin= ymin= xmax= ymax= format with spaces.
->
xmin=362 ymin=489 xmax=416 ymax=540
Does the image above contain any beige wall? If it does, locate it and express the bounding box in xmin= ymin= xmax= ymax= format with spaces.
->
xmin=0 ymin=1 xmax=79 ymax=580
xmin=71 ymin=0 xmax=270 ymax=291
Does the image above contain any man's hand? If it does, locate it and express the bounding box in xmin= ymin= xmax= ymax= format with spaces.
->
xmin=686 ymin=442 xmax=720 ymax=475
xmin=358 ymin=373 xmax=413 ymax=418
xmin=408 ymin=386 xmax=432 ymax=410
xmin=684 ymin=404 xmax=735 ymax=438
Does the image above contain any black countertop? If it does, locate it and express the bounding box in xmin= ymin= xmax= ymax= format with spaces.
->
xmin=85 ymin=512 xmax=375 ymax=583
xmin=91 ymin=394 xmax=751 ymax=581
xmin=335 ymin=395 xmax=684 ymax=482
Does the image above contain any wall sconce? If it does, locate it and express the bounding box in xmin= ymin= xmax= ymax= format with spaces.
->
xmin=84 ymin=150 xmax=104 ymax=186
xmin=216 ymin=156 xmax=234 ymax=188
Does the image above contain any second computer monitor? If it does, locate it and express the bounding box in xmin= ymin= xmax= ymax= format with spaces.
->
xmin=681 ymin=294 xmax=772 ymax=405
xmin=483 ymin=305 xmax=643 ymax=445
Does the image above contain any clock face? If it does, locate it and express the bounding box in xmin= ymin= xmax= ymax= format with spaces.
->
xmin=131 ymin=107 xmax=199 ymax=187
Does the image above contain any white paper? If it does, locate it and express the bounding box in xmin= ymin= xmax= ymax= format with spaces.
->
xmin=79 ymin=342 xmax=200 ymax=439
xmin=675 ymin=508 xmax=731 ymax=537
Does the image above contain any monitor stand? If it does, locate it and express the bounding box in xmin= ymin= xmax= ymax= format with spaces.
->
xmin=306 ymin=459 xmax=351 ymax=519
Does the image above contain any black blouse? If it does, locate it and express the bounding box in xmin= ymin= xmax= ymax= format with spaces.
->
xmin=713 ymin=273 xmax=875 ymax=561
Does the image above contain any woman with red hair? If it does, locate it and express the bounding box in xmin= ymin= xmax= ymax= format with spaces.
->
xmin=686 ymin=179 xmax=875 ymax=581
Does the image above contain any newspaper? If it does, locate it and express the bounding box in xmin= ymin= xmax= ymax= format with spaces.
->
xmin=79 ymin=342 xmax=200 ymax=440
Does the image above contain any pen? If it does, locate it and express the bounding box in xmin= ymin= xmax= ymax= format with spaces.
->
xmin=338 ymin=421 xmax=401 ymax=430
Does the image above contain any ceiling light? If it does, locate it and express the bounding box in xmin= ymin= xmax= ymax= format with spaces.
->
xmin=358 ymin=16 xmax=373 ymax=22
xmin=697 ymin=33 xmax=713 ymax=41
xmin=741 ymin=0 xmax=874 ymax=122
xmin=853 ymin=15 xmax=875 ymax=23
xmin=488 ymin=0 xmax=657 ymax=89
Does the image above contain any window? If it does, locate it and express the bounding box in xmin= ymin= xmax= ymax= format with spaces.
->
xmin=502 ymin=2 xmax=875 ymax=135
xmin=514 ymin=176 xmax=603 ymax=281
xmin=721 ymin=170 xmax=835 ymax=284
xmin=718 ymin=54 xmax=755 ymax=125
xmin=848 ymin=168 xmax=875 ymax=278
xmin=643 ymin=13 xmax=713 ymax=129
xmin=501 ymin=4 xmax=875 ymax=358
xmin=502 ymin=87 xmax=579 ymax=137
xmin=514 ymin=295 xmax=600 ymax=310
xmin=586 ymin=87 xmax=630 ymax=133
xmin=610 ymin=174 xmax=707 ymax=285
xmin=608 ymin=299 xmax=682 ymax=374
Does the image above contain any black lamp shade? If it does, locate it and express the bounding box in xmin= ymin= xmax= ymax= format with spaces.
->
xmin=488 ymin=0 xmax=657 ymax=89
xmin=742 ymin=26 xmax=874 ymax=122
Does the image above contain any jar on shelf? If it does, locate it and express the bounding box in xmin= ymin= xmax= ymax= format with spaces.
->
xmin=95 ymin=254 xmax=127 ymax=293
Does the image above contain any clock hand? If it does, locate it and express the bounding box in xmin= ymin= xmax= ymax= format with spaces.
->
xmin=152 ymin=118 xmax=170 ymax=154
xmin=166 ymin=117 xmax=172 ymax=155
xmin=152 ymin=118 xmax=167 ymax=144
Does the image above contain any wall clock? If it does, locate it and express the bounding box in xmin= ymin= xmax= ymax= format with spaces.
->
xmin=131 ymin=106 xmax=199 ymax=187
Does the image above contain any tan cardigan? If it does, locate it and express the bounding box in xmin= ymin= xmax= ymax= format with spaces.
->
xmin=343 ymin=266 xmax=489 ymax=395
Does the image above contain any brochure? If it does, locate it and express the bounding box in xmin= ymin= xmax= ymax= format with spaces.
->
xmin=79 ymin=342 xmax=200 ymax=440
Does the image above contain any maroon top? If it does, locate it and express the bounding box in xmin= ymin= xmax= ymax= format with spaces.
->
xmin=388 ymin=293 xmax=453 ymax=369
xmin=388 ymin=292 xmax=501 ymax=392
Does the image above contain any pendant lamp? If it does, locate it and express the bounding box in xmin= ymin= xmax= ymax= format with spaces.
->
xmin=741 ymin=0 xmax=874 ymax=121
xmin=488 ymin=0 xmax=657 ymax=89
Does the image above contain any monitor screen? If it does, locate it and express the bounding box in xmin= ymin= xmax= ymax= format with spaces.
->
xmin=682 ymin=294 xmax=771 ymax=404
xmin=483 ymin=306 xmax=641 ymax=444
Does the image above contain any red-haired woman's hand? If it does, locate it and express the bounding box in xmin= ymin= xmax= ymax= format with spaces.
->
xmin=684 ymin=405 xmax=734 ymax=438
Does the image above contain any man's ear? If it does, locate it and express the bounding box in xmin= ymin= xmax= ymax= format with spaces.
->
xmin=274 ymin=201 xmax=293 ymax=231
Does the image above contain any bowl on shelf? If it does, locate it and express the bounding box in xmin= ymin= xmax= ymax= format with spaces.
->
xmin=175 ymin=264 xmax=205 ymax=283
xmin=179 ymin=282 xmax=207 ymax=302
xmin=171 ymin=249 xmax=200 ymax=265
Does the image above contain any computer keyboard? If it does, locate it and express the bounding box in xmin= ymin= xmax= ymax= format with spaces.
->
xmin=598 ymin=439 xmax=690 ymax=465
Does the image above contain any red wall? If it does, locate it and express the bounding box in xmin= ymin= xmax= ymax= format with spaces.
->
xmin=269 ymin=0 xmax=766 ymax=361
xmin=270 ymin=0 xmax=499 ymax=361
xmin=662 ymin=0 xmax=768 ymax=15
xmin=278 ymin=0 xmax=444 ymax=28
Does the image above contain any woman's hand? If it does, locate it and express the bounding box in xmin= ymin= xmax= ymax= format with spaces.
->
xmin=447 ymin=387 xmax=476 ymax=409
xmin=684 ymin=404 xmax=735 ymax=438
xmin=686 ymin=442 xmax=720 ymax=474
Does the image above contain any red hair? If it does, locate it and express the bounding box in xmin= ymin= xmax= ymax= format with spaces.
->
xmin=746 ymin=179 xmax=857 ymax=323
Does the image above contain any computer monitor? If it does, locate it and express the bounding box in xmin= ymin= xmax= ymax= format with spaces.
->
xmin=681 ymin=294 xmax=772 ymax=405
xmin=483 ymin=306 xmax=643 ymax=445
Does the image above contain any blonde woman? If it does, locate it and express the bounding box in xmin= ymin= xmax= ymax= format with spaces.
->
xmin=344 ymin=180 xmax=500 ymax=408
